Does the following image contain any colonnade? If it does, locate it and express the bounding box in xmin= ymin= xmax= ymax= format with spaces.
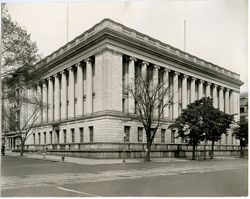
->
xmin=125 ymin=56 xmax=240 ymax=121
xmin=36 ymin=58 xmax=94 ymax=124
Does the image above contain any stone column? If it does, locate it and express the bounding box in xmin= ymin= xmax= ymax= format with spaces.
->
xmin=229 ymin=90 xmax=234 ymax=115
xmin=48 ymin=77 xmax=54 ymax=122
xmin=173 ymin=72 xmax=179 ymax=119
xmin=141 ymin=61 xmax=149 ymax=79
xmin=163 ymin=69 xmax=170 ymax=118
xmin=68 ymin=66 xmax=75 ymax=118
xmin=76 ymin=63 xmax=84 ymax=117
xmin=60 ymin=70 xmax=67 ymax=120
xmin=190 ymin=77 xmax=196 ymax=103
xmin=54 ymin=74 xmax=60 ymax=121
xmin=182 ymin=74 xmax=188 ymax=109
xmin=205 ymin=82 xmax=211 ymax=97
xmin=219 ymin=86 xmax=224 ymax=112
xmin=198 ymin=80 xmax=204 ymax=99
xmin=85 ymin=58 xmax=93 ymax=114
xmin=153 ymin=65 xmax=160 ymax=116
xmin=42 ymin=80 xmax=48 ymax=123
xmin=36 ymin=83 xmax=42 ymax=124
xmin=212 ymin=85 xmax=218 ymax=108
xmin=224 ymin=88 xmax=230 ymax=114
xmin=128 ymin=57 xmax=136 ymax=114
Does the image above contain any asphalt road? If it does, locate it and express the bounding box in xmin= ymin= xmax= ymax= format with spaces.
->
xmin=1 ymin=155 xmax=248 ymax=197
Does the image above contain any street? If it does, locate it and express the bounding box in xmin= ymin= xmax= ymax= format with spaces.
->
xmin=1 ymin=155 xmax=248 ymax=197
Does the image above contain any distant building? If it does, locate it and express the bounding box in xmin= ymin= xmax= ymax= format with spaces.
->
xmin=3 ymin=19 xmax=243 ymax=158
xmin=240 ymin=92 xmax=248 ymax=119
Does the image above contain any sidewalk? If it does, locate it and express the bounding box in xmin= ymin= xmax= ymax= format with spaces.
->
xmin=6 ymin=151 xmax=189 ymax=165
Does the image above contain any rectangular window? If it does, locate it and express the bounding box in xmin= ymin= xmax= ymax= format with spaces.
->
xmin=33 ymin=133 xmax=35 ymax=144
xmin=71 ymin=129 xmax=75 ymax=143
xmin=171 ymin=130 xmax=175 ymax=143
xmin=63 ymin=129 xmax=67 ymax=143
xmin=79 ymin=127 xmax=84 ymax=142
xmin=38 ymin=133 xmax=41 ymax=144
xmin=89 ymin=126 xmax=94 ymax=142
xmin=138 ymin=127 xmax=143 ymax=142
xmin=44 ymin=132 xmax=46 ymax=144
xmin=124 ymin=126 xmax=130 ymax=142
xmin=161 ymin=129 xmax=166 ymax=143
xmin=50 ymin=131 xmax=52 ymax=144
xmin=56 ymin=130 xmax=59 ymax=144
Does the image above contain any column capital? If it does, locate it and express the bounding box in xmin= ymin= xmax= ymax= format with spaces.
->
xmin=173 ymin=71 xmax=180 ymax=76
xmin=219 ymin=86 xmax=224 ymax=90
xmin=153 ymin=65 xmax=160 ymax=69
xmin=225 ymin=87 xmax=230 ymax=92
xmin=140 ymin=61 xmax=149 ymax=66
xmin=182 ymin=74 xmax=189 ymax=78
xmin=47 ymin=76 xmax=54 ymax=81
xmin=67 ymin=66 xmax=75 ymax=71
xmin=213 ymin=84 xmax=218 ymax=88
xmin=164 ymin=68 xmax=171 ymax=73
xmin=75 ymin=62 xmax=83 ymax=68
xmin=84 ymin=58 xmax=93 ymax=63
xmin=199 ymin=79 xmax=204 ymax=84
xmin=53 ymin=73 xmax=60 ymax=78
xmin=129 ymin=57 xmax=137 ymax=62
xmin=60 ymin=70 xmax=67 ymax=75
xmin=206 ymin=82 xmax=212 ymax=86
xmin=191 ymin=77 xmax=197 ymax=81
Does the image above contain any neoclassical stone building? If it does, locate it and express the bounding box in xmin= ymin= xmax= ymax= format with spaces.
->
xmin=5 ymin=19 xmax=244 ymax=158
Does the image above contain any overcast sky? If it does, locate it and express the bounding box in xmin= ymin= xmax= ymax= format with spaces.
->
xmin=6 ymin=0 xmax=248 ymax=92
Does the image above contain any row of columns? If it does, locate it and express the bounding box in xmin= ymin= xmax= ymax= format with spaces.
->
xmin=126 ymin=56 xmax=240 ymax=120
xmin=37 ymin=58 xmax=93 ymax=123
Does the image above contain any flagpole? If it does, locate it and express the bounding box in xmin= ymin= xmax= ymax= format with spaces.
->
xmin=67 ymin=0 xmax=69 ymax=43
xmin=184 ymin=20 xmax=186 ymax=52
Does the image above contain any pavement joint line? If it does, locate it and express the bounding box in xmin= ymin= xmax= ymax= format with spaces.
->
xmin=57 ymin=186 xmax=101 ymax=197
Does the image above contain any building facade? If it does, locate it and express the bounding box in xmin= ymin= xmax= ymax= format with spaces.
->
xmin=4 ymin=19 xmax=244 ymax=158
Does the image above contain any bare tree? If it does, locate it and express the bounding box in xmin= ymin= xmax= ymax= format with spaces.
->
xmin=3 ymin=87 xmax=44 ymax=156
xmin=127 ymin=72 xmax=173 ymax=162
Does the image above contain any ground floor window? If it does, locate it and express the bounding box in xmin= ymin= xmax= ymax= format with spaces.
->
xmin=79 ymin=127 xmax=84 ymax=142
xmin=161 ymin=129 xmax=166 ymax=143
xmin=38 ymin=133 xmax=41 ymax=144
xmin=44 ymin=132 xmax=46 ymax=144
xmin=63 ymin=130 xmax=67 ymax=143
xmin=33 ymin=133 xmax=35 ymax=144
xmin=171 ymin=130 xmax=175 ymax=143
xmin=89 ymin=126 xmax=93 ymax=142
xmin=50 ymin=131 xmax=52 ymax=144
xmin=71 ymin=129 xmax=75 ymax=143
xmin=124 ymin=126 xmax=130 ymax=142
xmin=138 ymin=127 xmax=143 ymax=142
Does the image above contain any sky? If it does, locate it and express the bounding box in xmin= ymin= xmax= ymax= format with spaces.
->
xmin=6 ymin=0 xmax=248 ymax=92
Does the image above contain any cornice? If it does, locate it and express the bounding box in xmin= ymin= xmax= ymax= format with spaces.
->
xmin=36 ymin=18 xmax=243 ymax=87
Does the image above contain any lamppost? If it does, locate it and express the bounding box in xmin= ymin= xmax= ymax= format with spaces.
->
xmin=123 ymin=133 xmax=126 ymax=163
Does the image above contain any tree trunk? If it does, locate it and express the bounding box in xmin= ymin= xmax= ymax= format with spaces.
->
xmin=192 ymin=144 xmax=196 ymax=160
xmin=20 ymin=143 xmax=24 ymax=156
xmin=145 ymin=142 xmax=151 ymax=162
xmin=210 ymin=140 xmax=215 ymax=159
